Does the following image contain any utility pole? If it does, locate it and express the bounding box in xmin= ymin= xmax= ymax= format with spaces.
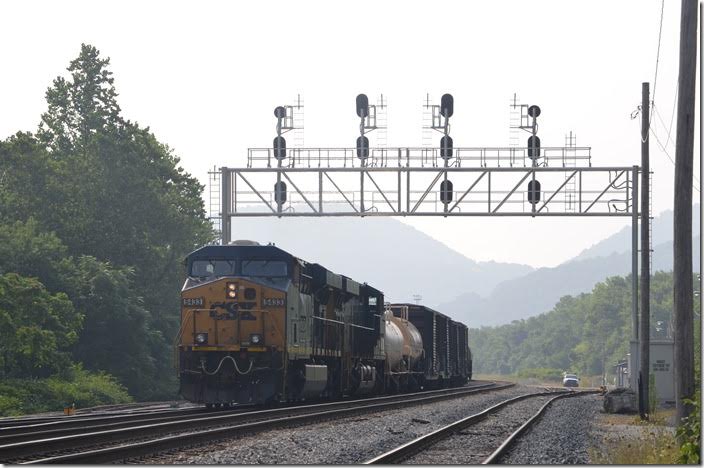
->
xmin=639 ymin=82 xmax=650 ymax=420
xmin=673 ymin=0 xmax=697 ymax=425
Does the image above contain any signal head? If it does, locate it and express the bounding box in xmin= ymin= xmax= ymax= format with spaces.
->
xmin=440 ymin=93 xmax=454 ymax=118
xmin=528 ymin=105 xmax=541 ymax=118
xmin=274 ymin=106 xmax=286 ymax=119
xmin=356 ymin=94 xmax=369 ymax=118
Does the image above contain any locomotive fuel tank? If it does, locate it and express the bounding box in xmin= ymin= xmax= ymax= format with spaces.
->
xmin=383 ymin=310 xmax=424 ymax=372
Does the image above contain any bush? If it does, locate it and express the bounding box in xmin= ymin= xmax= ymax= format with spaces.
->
xmin=677 ymin=390 xmax=701 ymax=464
xmin=516 ymin=367 xmax=564 ymax=382
xmin=0 ymin=365 xmax=132 ymax=416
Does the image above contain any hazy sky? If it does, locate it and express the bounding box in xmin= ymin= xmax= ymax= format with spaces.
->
xmin=1 ymin=0 xmax=699 ymax=268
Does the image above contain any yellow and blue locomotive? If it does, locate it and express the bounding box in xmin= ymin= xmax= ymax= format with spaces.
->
xmin=176 ymin=241 xmax=472 ymax=406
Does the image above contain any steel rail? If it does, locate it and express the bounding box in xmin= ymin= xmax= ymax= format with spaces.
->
xmin=364 ymin=389 xmax=575 ymax=464
xmin=0 ymin=406 xmax=217 ymax=436
xmin=0 ymin=408 xmax=189 ymax=429
xmin=482 ymin=390 xmax=600 ymax=464
xmin=3 ymin=382 xmax=510 ymax=464
xmin=0 ymin=406 xmax=257 ymax=444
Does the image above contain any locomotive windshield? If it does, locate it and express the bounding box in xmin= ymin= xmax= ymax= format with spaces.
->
xmin=190 ymin=260 xmax=235 ymax=278
xmin=241 ymin=260 xmax=288 ymax=277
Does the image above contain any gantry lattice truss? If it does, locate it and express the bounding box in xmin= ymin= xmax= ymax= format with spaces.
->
xmin=210 ymin=146 xmax=638 ymax=240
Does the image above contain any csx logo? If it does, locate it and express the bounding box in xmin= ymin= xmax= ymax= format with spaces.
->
xmin=209 ymin=302 xmax=256 ymax=321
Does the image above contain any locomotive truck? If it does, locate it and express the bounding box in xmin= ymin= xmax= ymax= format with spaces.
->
xmin=176 ymin=241 xmax=472 ymax=406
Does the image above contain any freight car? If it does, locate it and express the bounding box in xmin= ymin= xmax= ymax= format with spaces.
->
xmin=176 ymin=241 xmax=472 ymax=407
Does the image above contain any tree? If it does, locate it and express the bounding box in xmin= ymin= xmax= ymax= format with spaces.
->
xmin=39 ymin=44 xmax=120 ymax=154
xmin=0 ymin=273 xmax=81 ymax=378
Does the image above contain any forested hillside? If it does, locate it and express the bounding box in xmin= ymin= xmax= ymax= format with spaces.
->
xmin=0 ymin=44 xmax=213 ymax=415
xmin=469 ymin=272 xmax=700 ymax=380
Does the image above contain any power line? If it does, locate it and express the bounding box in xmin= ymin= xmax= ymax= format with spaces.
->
xmin=635 ymin=0 xmax=667 ymax=144
xmin=649 ymin=125 xmax=700 ymax=192
xmin=652 ymin=103 xmax=676 ymax=150
xmin=663 ymin=84 xmax=678 ymax=149
xmin=651 ymin=0 xmax=665 ymax=105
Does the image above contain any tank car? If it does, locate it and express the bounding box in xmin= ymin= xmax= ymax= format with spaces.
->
xmin=176 ymin=241 xmax=471 ymax=407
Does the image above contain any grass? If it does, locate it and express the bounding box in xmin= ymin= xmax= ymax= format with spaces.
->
xmin=590 ymin=427 xmax=679 ymax=464
xmin=590 ymin=410 xmax=680 ymax=464
xmin=0 ymin=366 xmax=132 ymax=417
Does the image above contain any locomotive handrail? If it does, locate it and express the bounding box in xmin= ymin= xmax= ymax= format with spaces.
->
xmin=312 ymin=315 xmax=375 ymax=331
xmin=173 ymin=308 xmax=195 ymax=370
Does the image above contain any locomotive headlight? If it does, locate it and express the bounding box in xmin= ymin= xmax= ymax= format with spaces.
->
xmin=195 ymin=333 xmax=208 ymax=344
xmin=226 ymin=283 xmax=237 ymax=299
xmin=249 ymin=334 xmax=262 ymax=345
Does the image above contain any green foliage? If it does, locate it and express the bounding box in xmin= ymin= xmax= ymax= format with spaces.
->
xmin=0 ymin=365 xmax=131 ymax=417
xmin=0 ymin=273 xmax=81 ymax=378
xmin=470 ymin=272 xmax=682 ymax=380
xmin=0 ymin=218 xmax=74 ymax=293
xmin=515 ymin=367 xmax=563 ymax=382
xmin=69 ymin=257 xmax=167 ymax=399
xmin=677 ymin=390 xmax=701 ymax=464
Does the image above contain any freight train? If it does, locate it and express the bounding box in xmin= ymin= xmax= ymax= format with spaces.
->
xmin=176 ymin=241 xmax=472 ymax=407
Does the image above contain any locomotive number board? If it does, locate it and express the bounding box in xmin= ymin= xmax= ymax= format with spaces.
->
xmin=262 ymin=297 xmax=284 ymax=307
xmin=182 ymin=297 xmax=205 ymax=307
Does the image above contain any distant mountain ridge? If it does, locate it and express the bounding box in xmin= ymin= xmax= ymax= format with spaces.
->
xmin=439 ymin=235 xmax=700 ymax=327
xmin=439 ymin=205 xmax=701 ymax=327
xmin=227 ymin=216 xmax=533 ymax=308
xmin=572 ymin=205 xmax=700 ymax=262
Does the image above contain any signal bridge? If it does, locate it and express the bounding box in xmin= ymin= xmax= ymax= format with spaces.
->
xmin=217 ymin=149 xmax=634 ymax=220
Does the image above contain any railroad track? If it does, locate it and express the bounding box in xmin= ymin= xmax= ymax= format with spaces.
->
xmin=0 ymin=381 xmax=510 ymax=464
xmin=364 ymin=389 xmax=598 ymax=464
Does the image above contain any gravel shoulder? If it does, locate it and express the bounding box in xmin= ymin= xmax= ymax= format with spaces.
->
xmin=135 ymin=384 xmax=542 ymax=464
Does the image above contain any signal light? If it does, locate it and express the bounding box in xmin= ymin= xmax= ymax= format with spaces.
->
xmin=273 ymin=136 xmax=286 ymax=160
xmin=356 ymin=94 xmax=369 ymax=118
xmin=440 ymin=179 xmax=453 ymax=204
xmin=527 ymin=135 xmax=541 ymax=159
xmin=440 ymin=93 xmax=454 ymax=118
xmin=275 ymin=181 xmax=287 ymax=205
xmin=527 ymin=180 xmax=541 ymax=204
xmin=274 ymin=106 xmax=286 ymax=119
xmin=356 ymin=136 xmax=369 ymax=159
xmin=440 ymin=135 xmax=453 ymax=159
